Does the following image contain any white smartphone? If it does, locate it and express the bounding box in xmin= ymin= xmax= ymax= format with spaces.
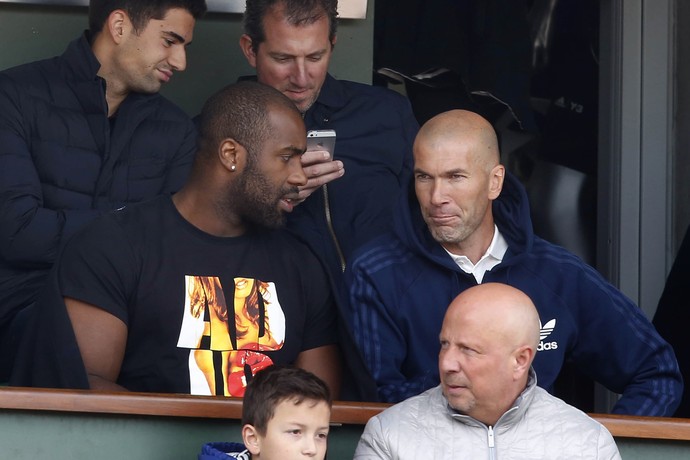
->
xmin=307 ymin=129 xmax=336 ymax=156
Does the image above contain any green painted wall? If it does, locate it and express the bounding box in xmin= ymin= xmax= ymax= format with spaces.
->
xmin=0 ymin=409 xmax=689 ymax=460
xmin=0 ymin=2 xmax=374 ymax=116
xmin=0 ymin=410 xmax=363 ymax=460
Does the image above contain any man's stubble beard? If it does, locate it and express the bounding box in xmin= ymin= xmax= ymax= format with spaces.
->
xmin=225 ymin=161 xmax=296 ymax=230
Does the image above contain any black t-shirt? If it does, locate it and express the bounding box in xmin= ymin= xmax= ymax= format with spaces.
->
xmin=58 ymin=195 xmax=337 ymax=395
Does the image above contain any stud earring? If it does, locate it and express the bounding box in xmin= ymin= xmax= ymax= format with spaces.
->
xmin=231 ymin=164 xmax=236 ymax=171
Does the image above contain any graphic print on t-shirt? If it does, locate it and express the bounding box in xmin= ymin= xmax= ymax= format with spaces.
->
xmin=177 ymin=275 xmax=286 ymax=396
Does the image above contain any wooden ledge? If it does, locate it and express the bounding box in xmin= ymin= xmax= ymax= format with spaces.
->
xmin=0 ymin=386 xmax=389 ymax=424
xmin=1 ymin=386 xmax=690 ymax=441
xmin=0 ymin=386 xmax=243 ymax=419
xmin=593 ymin=413 xmax=690 ymax=441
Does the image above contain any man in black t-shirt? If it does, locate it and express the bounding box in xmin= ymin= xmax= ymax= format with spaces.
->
xmin=11 ymin=81 xmax=344 ymax=398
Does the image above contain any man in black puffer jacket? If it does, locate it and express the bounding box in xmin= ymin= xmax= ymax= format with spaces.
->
xmin=0 ymin=0 xmax=207 ymax=380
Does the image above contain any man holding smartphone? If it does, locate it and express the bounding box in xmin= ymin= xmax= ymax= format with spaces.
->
xmin=240 ymin=0 xmax=419 ymax=296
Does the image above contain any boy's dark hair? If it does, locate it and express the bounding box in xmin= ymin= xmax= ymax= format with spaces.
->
xmin=89 ymin=0 xmax=207 ymax=34
xmin=243 ymin=0 xmax=338 ymax=53
xmin=196 ymin=80 xmax=299 ymax=164
xmin=242 ymin=366 xmax=332 ymax=435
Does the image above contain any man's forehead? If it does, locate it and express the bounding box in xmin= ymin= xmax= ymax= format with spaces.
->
xmin=260 ymin=8 xmax=331 ymax=42
xmin=414 ymin=149 xmax=473 ymax=173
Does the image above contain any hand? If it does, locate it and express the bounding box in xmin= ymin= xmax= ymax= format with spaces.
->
xmin=293 ymin=150 xmax=345 ymax=205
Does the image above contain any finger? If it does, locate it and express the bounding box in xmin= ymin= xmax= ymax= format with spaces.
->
xmin=303 ymin=167 xmax=345 ymax=191
xmin=303 ymin=160 xmax=343 ymax=179
xmin=301 ymin=149 xmax=331 ymax=166
xmin=295 ymin=167 xmax=346 ymax=202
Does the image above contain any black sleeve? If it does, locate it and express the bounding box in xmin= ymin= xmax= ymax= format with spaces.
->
xmin=58 ymin=214 xmax=140 ymax=326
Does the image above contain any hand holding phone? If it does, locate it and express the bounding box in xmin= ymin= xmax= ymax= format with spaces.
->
xmin=306 ymin=129 xmax=336 ymax=157
xmin=293 ymin=129 xmax=344 ymax=204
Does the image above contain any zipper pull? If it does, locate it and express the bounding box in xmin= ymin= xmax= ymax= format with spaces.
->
xmin=487 ymin=425 xmax=495 ymax=448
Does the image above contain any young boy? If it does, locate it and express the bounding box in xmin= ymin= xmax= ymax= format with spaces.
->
xmin=199 ymin=366 xmax=332 ymax=460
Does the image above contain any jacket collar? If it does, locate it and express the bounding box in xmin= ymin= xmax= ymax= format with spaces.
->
xmin=63 ymin=31 xmax=160 ymax=107
xmin=311 ymin=73 xmax=347 ymax=109
xmin=303 ymin=73 xmax=346 ymax=127
xmin=62 ymin=31 xmax=102 ymax=82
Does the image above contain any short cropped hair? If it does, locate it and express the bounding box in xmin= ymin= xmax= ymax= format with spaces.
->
xmin=244 ymin=0 xmax=338 ymax=53
xmin=196 ymin=80 xmax=300 ymax=163
xmin=89 ymin=0 xmax=207 ymax=34
xmin=242 ymin=366 xmax=332 ymax=435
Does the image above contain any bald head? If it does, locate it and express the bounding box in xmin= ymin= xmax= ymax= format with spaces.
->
xmin=414 ymin=109 xmax=500 ymax=172
xmin=447 ymin=283 xmax=541 ymax=353
xmin=438 ymin=283 xmax=540 ymax=425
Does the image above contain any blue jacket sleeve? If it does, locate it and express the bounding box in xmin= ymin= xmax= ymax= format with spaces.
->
xmin=345 ymin=252 xmax=434 ymax=403
xmin=0 ymin=74 xmax=101 ymax=268
xmin=566 ymin=264 xmax=682 ymax=416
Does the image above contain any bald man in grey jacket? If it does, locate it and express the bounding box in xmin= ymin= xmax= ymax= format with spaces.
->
xmin=355 ymin=283 xmax=620 ymax=460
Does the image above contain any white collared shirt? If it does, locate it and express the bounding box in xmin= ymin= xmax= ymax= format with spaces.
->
xmin=444 ymin=225 xmax=509 ymax=283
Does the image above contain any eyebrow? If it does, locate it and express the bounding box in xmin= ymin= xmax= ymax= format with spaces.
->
xmin=163 ymin=30 xmax=187 ymax=45
xmin=414 ymin=167 xmax=467 ymax=176
xmin=268 ymin=48 xmax=328 ymax=59
xmin=287 ymin=421 xmax=330 ymax=431
xmin=277 ymin=146 xmax=306 ymax=158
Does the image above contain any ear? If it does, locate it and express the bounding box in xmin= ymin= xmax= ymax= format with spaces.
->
xmin=512 ymin=345 xmax=534 ymax=379
xmin=242 ymin=424 xmax=261 ymax=456
xmin=218 ymin=138 xmax=245 ymax=173
xmin=239 ymin=34 xmax=258 ymax=68
xmin=331 ymin=34 xmax=337 ymax=49
xmin=488 ymin=164 xmax=505 ymax=200
xmin=106 ymin=10 xmax=129 ymax=44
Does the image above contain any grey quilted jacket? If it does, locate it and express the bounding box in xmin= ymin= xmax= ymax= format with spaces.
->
xmin=355 ymin=369 xmax=621 ymax=460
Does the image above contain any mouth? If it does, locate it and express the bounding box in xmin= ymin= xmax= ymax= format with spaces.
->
xmin=444 ymin=383 xmax=469 ymax=396
xmin=286 ymin=85 xmax=310 ymax=93
xmin=158 ymin=68 xmax=173 ymax=82
xmin=429 ymin=215 xmax=457 ymax=226
xmin=284 ymin=87 xmax=312 ymax=101
xmin=278 ymin=196 xmax=296 ymax=213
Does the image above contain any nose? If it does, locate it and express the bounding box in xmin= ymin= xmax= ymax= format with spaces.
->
xmin=429 ymin=179 xmax=448 ymax=206
xmin=169 ymin=45 xmax=187 ymax=72
xmin=288 ymin=160 xmax=308 ymax=187
xmin=439 ymin=348 xmax=460 ymax=374
xmin=291 ymin=59 xmax=309 ymax=87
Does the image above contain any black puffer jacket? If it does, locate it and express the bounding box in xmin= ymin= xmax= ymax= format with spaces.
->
xmin=0 ymin=32 xmax=196 ymax=326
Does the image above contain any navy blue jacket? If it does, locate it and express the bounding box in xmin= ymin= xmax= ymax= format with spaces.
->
xmin=346 ymin=172 xmax=682 ymax=416
xmin=199 ymin=442 xmax=250 ymax=459
xmin=0 ymin=33 xmax=196 ymax=326
xmin=286 ymin=74 xmax=418 ymax=293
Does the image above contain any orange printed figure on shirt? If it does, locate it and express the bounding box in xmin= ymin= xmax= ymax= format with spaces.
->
xmin=177 ymin=275 xmax=286 ymax=396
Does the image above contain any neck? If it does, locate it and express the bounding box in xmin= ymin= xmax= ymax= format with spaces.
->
xmin=173 ymin=184 xmax=247 ymax=237
xmin=477 ymin=380 xmax=528 ymax=426
xmin=103 ymin=86 xmax=128 ymax=118
xmin=91 ymin=33 xmax=128 ymax=117
xmin=443 ymin=221 xmax=496 ymax=264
